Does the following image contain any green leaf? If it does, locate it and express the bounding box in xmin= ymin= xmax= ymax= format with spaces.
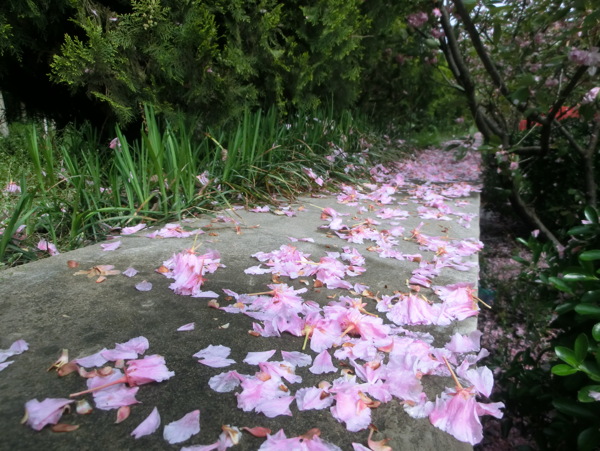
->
xmin=580 ymin=250 xmax=600 ymax=261
xmin=578 ymin=427 xmax=600 ymax=451
xmin=592 ymin=323 xmax=600 ymax=342
xmin=549 ymin=277 xmax=573 ymax=293
xmin=575 ymin=333 xmax=589 ymax=362
xmin=555 ymin=302 xmax=576 ymax=315
xmin=563 ymin=273 xmax=598 ymax=282
xmin=584 ymin=207 xmax=599 ymax=224
xmin=555 ymin=346 xmax=580 ymax=366
xmin=582 ymin=290 xmax=600 ymax=303
xmin=575 ymin=304 xmax=600 ymax=318
xmin=512 ymin=255 xmax=529 ymax=265
xmin=553 ymin=398 xmax=598 ymax=420
xmin=578 ymin=385 xmax=600 ymax=402
xmin=569 ymin=225 xmax=596 ymax=236
xmin=551 ymin=364 xmax=579 ymax=376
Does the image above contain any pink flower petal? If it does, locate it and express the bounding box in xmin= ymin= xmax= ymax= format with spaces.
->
xmin=309 ymin=350 xmax=337 ymax=374
xmin=135 ymin=280 xmax=153 ymax=291
xmin=116 ymin=405 xmax=131 ymax=423
xmin=123 ymin=267 xmax=138 ymax=277
xmin=208 ymin=370 xmax=246 ymax=393
xmin=280 ymin=351 xmax=312 ymax=367
xmin=74 ymin=348 xmax=109 ymax=368
xmin=177 ymin=322 xmax=196 ymax=331
xmin=0 ymin=339 xmax=28 ymax=363
xmin=100 ymin=240 xmax=122 ymax=251
xmin=243 ymin=350 xmax=276 ymax=365
xmin=194 ymin=345 xmax=236 ymax=368
xmin=24 ymin=398 xmax=73 ymax=431
xmin=121 ymin=223 xmax=146 ymax=235
xmin=163 ymin=409 xmax=201 ymax=444
xmin=0 ymin=361 xmax=14 ymax=371
xmin=131 ymin=407 xmax=161 ymax=439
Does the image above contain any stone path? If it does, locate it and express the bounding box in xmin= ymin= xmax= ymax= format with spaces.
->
xmin=0 ymin=149 xmax=499 ymax=450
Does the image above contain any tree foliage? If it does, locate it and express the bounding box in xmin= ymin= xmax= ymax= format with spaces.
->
xmin=49 ymin=0 xmax=371 ymax=125
xmin=401 ymin=0 xmax=600 ymax=245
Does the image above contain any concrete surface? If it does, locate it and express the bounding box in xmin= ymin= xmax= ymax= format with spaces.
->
xmin=0 ymin=165 xmax=481 ymax=451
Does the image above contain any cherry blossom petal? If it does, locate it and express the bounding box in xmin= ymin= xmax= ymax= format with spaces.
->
xmin=24 ymin=398 xmax=73 ymax=431
xmin=100 ymin=240 xmax=122 ymax=251
xmin=123 ymin=267 xmax=138 ymax=277
xmin=74 ymin=348 xmax=109 ymax=368
xmin=280 ymin=351 xmax=312 ymax=367
xmin=243 ymin=350 xmax=276 ymax=365
xmin=163 ymin=409 xmax=201 ymax=444
xmin=116 ymin=405 xmax=131 ymax=423
xmin=0 ymin=339 xmax=28 ymax=363
xmin=444 ymin=330 xmax=482 ymax=353
xmin=295 ymin=387 xmax=334 ymax=411
xmin=135 ymin=280 xmax=153 ymax=291
xmin=309 ymin=350 xmax=337 ymax=374
xmin=0 ymin=361 xmax=14 ymax=371
xmin=255 ymin=396 xmax=295 ymax=418
xmin=121 ymin=223 xmax=146 ymax=235
xmin=131 ymin=407 xmax=161 ymax=439
xmin=125 ymin=354 xmax=175 ymax=385
xmin=194 ymin=345 xmax=236 ymax=368
xmin=177 ymin=322 xmax=196 ymax=331
xmin=208 ymin=370 xmax=246 ymax=392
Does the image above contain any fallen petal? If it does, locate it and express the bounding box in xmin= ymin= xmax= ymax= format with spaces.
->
xmin=58 ymin=361 xmax=79 ymax=377
xmin=163 ymin=409 xmax=200 ymax=444
xmin=135 ymin=280 xmax=153 ymax=292
xmin=76 ymin=399 xmax=93 ymax=415
xmin=116 ymin=405 xmax=131 ymax=423
xmin=101 ymin=240 xmax=122 ymax=251
xmin=131 ymin=407 xmax=161 ymax=439
xmin=24 ymin=398 xmax=73 ymax=431
xmin=51 ymin=423 xmax=79 ymax=433
xmin=241 ymin=426 xmax=271 ymax=437
xmin=177 ymin=322 xmax=196 ymax=331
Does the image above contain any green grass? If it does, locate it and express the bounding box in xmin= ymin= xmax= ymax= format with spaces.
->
xmin=0 ymin=106 xmax=396 ymax=268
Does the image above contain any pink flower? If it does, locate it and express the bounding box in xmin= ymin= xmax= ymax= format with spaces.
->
xmin=4 ymin=181 xmax=21 ymax=193
xmin=196 ymin=171 xmax=210 ymax=186
xmin=69 ymin=354 xmax=174 ymax=398
xmin=162 ymin=248 xmax=222 ymax=297
xmin=583 ymin=87 xmax=600 ymax=104
xmin=23 ymin=398 xmax=73 ymax=430
xmin=408 ymin=11 xmax=428 ymax=28
xmin=37 ymin=240 xmax=59 ymax=256
xmin=429 ymin=387 xmax=503 ymax=445
xmin=163 ymin=409 xmax=201 ymax=444
xmin=131 ymin=406 xmax=161 ymax=439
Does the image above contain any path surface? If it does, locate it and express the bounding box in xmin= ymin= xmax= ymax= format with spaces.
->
xmin=0 ymin=150 xmax=496 ymax=450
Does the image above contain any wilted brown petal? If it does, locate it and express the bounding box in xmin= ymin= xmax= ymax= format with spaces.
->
xmin=51 ymin=424 xmax=79 ymax=433
xmin=241 ymin=426 xmax=271 ymax=437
